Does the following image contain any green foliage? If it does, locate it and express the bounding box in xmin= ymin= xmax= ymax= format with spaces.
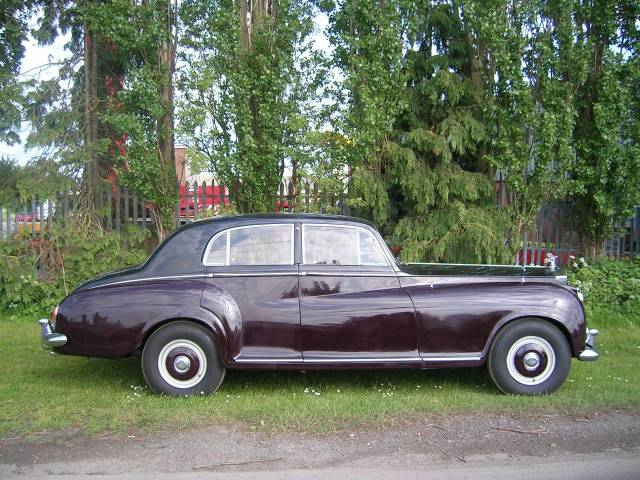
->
xmin=568 ymin=257 xmax=640 ymax=316
xmin=328 ymin=0 xmax=639 ymax=262
xmin=86 ymin=0 xmax=179 ymax=238
xmin=177 ymin=0 xmax=325 ymax=213
xmin=327 ymin=0 xmax=512 ymax=262
xmin=0 ymin=224 xmax=149 ymax=318
xmin=0 ymin=157 xmax=20 ymax=207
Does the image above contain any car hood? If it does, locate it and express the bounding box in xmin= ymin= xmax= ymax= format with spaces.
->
xmin=399 ymin=262 xmax=554 ymax=277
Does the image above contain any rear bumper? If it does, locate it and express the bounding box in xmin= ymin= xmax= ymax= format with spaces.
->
xmin=577 ymin=328 xmax=599 ymax=361
xmin=39 ymin=319 xmax=67 ymax=349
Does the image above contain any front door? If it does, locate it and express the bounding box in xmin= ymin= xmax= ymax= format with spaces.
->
xmin=299 ymin=223 xmax=418 ymax=364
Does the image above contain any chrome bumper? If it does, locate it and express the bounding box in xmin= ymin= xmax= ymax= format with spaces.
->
xmin=577 ymin=328 xmax=599 ymax=361
xmin=39 ymin=319 xmax=67 ymax=349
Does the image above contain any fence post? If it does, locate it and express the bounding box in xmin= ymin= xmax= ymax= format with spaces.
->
xmin=184 ymin=181 xmax=191 ymax=223
xmin=39 ymin=201 xmax=44 ymax=237
xmin=194 ymin=181 xmax=200 ymax=221
xmin=123 ymin=188 xmax=130 ymax=227
xmin=278 ymin=181 xmax=285 ymax=213
xmin=115 ymin=185 xmax=121 ymax=232
xmin=131 ymin=191 xmax=138 ymax=228
xmin=202 ymin=180 xmax=208 ymax=218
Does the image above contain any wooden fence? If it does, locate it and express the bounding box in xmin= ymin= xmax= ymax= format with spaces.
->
xmin=0 ymin=179 xmax=349 ymax=240
xmin=1 ymin=180 xmax=637 ymax=265
xmin=517 ymin=203 xmax=640 ymax=267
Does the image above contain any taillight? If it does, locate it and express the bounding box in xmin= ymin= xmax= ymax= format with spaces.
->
xmin=51 ymin=305 xmax=59 ymax=324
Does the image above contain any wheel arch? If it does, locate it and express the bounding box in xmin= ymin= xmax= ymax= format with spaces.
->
xmin=136 ymin=316 xmax=228 ymax=365
xmin=483 ymin=315 xmax=576 ymax=360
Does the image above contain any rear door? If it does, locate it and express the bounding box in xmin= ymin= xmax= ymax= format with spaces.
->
xmin=299 ymin=223 xmax=419 ymax=364
xmin=201 ymin=223 xmax=301 ymax=362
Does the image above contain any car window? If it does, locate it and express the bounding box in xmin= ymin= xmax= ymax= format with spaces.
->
xmin=358 ymin=229 xmax=388 ymax=266
xmin=205 ymin=224 xmax=293 ymax=266
xmin=205 ymin=231 xmax=227 ymax=265
xmin=303 ymin=225 xmax=388 ymax=266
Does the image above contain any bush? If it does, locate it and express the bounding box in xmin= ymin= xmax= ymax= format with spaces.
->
xmin=567 ymin=256 xmax=640 ymax=314
xmin=0 ymin=224 xmax=149 ymax=319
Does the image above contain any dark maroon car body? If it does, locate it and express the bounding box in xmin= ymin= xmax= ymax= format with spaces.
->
xmin=41 ymin=214 xmax=595 ymax=376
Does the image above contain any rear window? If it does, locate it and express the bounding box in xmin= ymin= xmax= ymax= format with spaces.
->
xmin=204 ymin=224 xmax=294 ymax=266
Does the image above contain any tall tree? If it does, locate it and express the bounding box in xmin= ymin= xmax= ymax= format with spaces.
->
xmin=177 ymin=0 xmax=322 ymax=212
xmin=565 ymin=0 xmax=640 ymax=257
xmin=326 ymin=0 xmax=512 ymax=262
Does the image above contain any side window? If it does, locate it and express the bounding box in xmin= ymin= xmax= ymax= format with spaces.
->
xmin=303 ymin=225 xmax=388 ymax=266
xmin=358 ymin=230 xmax=388 ymax=266
xmin=204 ymin=224 xmax=294 ymax=266
xmin=304 ymin=225 xmax=358 ymax=265
xmin=205 ymin=231 xmax=227 ymax=265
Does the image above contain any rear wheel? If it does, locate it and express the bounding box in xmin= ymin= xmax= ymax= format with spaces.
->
xmin=142 ymin=321 xmax=225 ymax=396
xmin=488 ymin=319 xmax=571 ymax=395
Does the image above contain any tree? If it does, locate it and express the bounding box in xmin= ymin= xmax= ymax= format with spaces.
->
xmin=98 ymin=0 xmax=179 ymax=240
xmin=325 ymin=0 xmax=512 ymax=263
xmin=177 ymin=0 xmax=324 ymax=212
xmin=564 ymin=0 xmax=640 ymax=257
xmin=0 ymin=157 xmax=21 ymax=207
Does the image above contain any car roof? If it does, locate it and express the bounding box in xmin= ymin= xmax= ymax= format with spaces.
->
xmin=177 ymin=213 xmax=375 ymax=231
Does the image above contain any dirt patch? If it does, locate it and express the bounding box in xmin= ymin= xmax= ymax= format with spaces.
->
xmin=1 ymin=409 xmax=639 ymax=476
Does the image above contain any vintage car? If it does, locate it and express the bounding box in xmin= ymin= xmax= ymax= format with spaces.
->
xmin=39 ymin=214 xmax=599 ymax=396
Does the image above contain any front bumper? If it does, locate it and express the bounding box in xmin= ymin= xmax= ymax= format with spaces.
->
xmin=577 ymin=328 xmax=599 ymax=361
xmin=39 ymin=319 xmax=67 ymax=349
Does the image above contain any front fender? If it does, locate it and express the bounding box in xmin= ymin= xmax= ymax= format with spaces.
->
xmin=404 ymin=280 xmax=586 ymax=358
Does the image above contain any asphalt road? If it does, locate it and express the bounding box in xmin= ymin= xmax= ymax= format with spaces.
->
xmin=2 ymin=410 xmax=639 ymax=479
xmin=1 ymin=452 xmax=639 ymax=480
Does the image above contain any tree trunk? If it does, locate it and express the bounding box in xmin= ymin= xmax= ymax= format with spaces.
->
xmin=154 ymin=1 xmax=178 ymax=242
xmin=83 ymin=28 xmax=99 ymax=208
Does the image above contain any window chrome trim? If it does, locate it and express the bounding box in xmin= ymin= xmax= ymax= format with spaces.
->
xmin=214 ymin=271 xmax=297 ymax=277
xmin=299 ymin=271 xmax=398 ymax=277
xmin=301 ymin=223 xmax=390 ymax=267
xmin=202 ymin=223 xmax=295 ymax=267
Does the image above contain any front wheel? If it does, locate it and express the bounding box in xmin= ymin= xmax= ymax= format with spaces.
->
xmin=487 ymin=319 xmax=571 ymax=395
xmin=142 ymin=321 xmax=225 ymax=396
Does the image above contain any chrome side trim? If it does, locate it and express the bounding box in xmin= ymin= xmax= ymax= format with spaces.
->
xmin=215 ymin=272 xmax=297 ymax=277
xmin=234 ymin=357 xmax=302 ymax=363
xmin=233 ymin=355 xmax=482 ymax=364
xmin=303 ymin=357 xmax=421 ymax=363
xmin=87 ymin=274 xmax=212 ymax=289
xmin=421 ymin=355 xmax=482 ymax=362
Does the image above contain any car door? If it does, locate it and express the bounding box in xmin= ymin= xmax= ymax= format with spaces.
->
xmin=299 ymin=223 xmax=419 ymax=364
xmin=200 ymin=223 xmax=301 ymax=362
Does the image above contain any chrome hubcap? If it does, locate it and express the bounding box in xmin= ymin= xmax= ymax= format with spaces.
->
xmin=523 ymin=352 xmax=540 ymax=371
xmin=506 ymin=336 xmax=556 ymax=386
xmin=174 ymin=355 xmax=191 ymax=373
xmin=158 ymin=339 xmax=207 ymax=389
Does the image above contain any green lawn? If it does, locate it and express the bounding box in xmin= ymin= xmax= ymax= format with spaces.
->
xmin=1 ymin=310 xmax=638 ymax=439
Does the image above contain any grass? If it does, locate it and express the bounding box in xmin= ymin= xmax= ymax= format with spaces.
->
xmin=1 ymin=309 xmax=638 ymax=439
